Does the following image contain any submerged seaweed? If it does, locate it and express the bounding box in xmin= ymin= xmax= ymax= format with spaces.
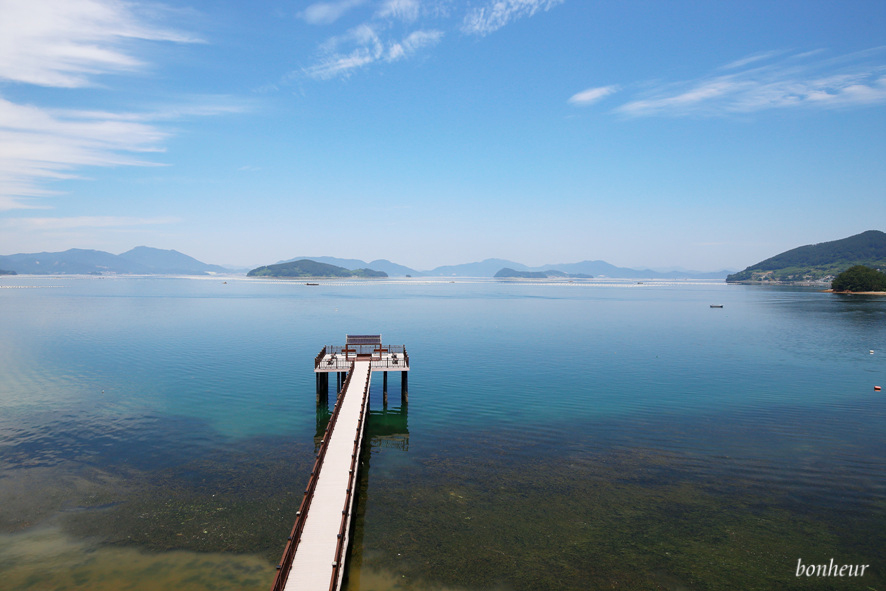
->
xmin=2 ymin=402 xmax=881 ymax=591
xmin=348 ymin=428 xmax=885 ymax=591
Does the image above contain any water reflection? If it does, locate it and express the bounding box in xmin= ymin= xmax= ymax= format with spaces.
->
xmin=364 ymin=406 xmax=410 ymax=452
xmin=314 ymin=393 xmax=410 ymax=452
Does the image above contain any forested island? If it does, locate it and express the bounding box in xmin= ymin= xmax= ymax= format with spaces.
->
xmin=494 ymin=267 xmax=593 ymax=279
xmin=247 ymin=259 xmax=388 ymax=278
xmin=0 ymin=269 xmax=16 ymax=275
xmin=831 ymin=265 xmax=886 ymax=293
xmin=727 ymin=230 xmax=886 ymax=284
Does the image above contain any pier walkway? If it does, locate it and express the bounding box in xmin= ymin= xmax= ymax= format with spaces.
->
xmin=275 ymin=360 xmax=371 ymax=591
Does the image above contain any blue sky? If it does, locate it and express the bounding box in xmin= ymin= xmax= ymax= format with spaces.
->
xmin=0 ymin=0 xmax=884 ymax=270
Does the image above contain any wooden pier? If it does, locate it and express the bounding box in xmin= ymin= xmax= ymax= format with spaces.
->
xmin=272 ymin=336 xmax=409 ymax=591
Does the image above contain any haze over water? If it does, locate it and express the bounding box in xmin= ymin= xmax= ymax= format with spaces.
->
xmin=1 ymin=276 xmax=884 ymax=590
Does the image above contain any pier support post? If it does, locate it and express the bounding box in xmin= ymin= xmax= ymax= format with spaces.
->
xmin=401 ymin=372 xmax=408 ymax=404
xmin=317 ymin=372 xmax=330 ymax=403
xmin=383 ymin=372 xmax=388 ymax=406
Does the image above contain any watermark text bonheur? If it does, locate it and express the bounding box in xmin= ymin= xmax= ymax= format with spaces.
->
xmin=796 ymin=558 xmax=869 ymax=578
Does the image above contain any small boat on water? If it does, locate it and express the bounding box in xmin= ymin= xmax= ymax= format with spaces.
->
xmin=710 ymin=304 xmax=724 ymax=308
xmin=306 ymin=282 xmax=319 ymax=286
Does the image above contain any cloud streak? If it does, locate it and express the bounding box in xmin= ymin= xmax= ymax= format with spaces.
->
xmin=0 ymin=1 xmax=242 ymax=211
xmin=3 ymin=215 xmax=181 ymax=231
xmin=377 ymin=0 xmax=422 ymax=23
xmin=615 ymin=49 xmax=886 ymax=117
xmin=300 ymin=0 xmax=561 ymax=79
xmin=0 ymin=0 xmax=200 ymax=88
xmin=305 ymin=23 xmax=444 ymax=79
xmin=0 ymin=98 xmax=167 ymax=211
xmin=462 ymin=0 xmax=564 ymax=36
xmin=300 ymin=0 xmax=368 ymax=26
xmin=0 ymin=96 xmax=249 ymax=211
xmin=568 ymin=85 xmax=620 ymax=106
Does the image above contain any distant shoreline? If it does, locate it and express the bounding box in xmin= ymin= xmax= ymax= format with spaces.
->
xmin=825 ymin=290 xmax=886 ymax=295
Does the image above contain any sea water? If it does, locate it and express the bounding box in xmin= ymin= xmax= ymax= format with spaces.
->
xmin=0 ymin=276 xmax=883 ymax=590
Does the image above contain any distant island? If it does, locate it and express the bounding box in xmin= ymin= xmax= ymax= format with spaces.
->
xmin=494 ymin=267 xmax=592 ymax=279
xmin=726 ymin=230 xmax=886 ymax=284
xmin=0 ymin=269 xmax=16 ymax=275
xmin=247 ymin=259 xmax=388 ymax=278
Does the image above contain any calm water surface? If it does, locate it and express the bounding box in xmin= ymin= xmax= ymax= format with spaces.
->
xmin=1 ymin=276 xmax=884 ymax=590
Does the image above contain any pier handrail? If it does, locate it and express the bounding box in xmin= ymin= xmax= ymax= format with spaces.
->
xmin=325 ymin=344 xmax=405 ymax=357
xmin=328 ymin=364 xmax=372 ymax=591
xmin=314 ymin=346 xmax=327 ymax=369
xmin=270 ymin=361 xmax=356 ymax=591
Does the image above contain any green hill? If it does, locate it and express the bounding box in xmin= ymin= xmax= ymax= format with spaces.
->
xmin=494 ymin=268 xmax=549 ymax=279
xmin=247 ymin=259 xmax=387 ymax=278
xmin=727 ymin=230 xmax=886 ymax=283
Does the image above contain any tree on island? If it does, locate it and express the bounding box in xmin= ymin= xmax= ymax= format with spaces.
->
xmin=831 ymin=265 xmax=886 ymax=292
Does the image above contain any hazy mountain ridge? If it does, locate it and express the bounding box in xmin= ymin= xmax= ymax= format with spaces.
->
xmin=281 ymin=256 xmax=731 ymax=279
xmin=119 ymin=246 xmax=228 ymax=275
xmin=0 ymin=248 xmax=732 ymax=279
xmin=528 ymin=260 xmax=730 ymax=279
xmin=0 ymin=247 xmax=228 ymax=275
xmin=726 ymin=230 xmax=886 ymax=283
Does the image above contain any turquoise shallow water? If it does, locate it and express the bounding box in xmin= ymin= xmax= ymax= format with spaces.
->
xmin=0 ymin=276 xmax=884 ymax=590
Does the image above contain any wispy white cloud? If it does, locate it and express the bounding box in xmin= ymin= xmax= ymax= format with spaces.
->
xmin=299 ymin=0 xmax=557 ymax=80
xmin=0 ymin=97 xmax=167 ymax=211
xmin=0 ymin=95 xmax=250 ymax=211
xmin=300 ymin=0 xmax=368 ymax=26
xmin=568 ymin=85 xmax=620 ymax=106
xmin=616 ymin=49 xmax=886 ymax=117
xmin=387 ymin=30 xmax=445 ymax=62
xmin=0 ymin=0 xmax=200 ymax=88
xmin=3 ymin=215 xmax=181 ymax=231
xmin=377 ymin=0 xmax=421 ymax=22
xmin=720 ymin=50 xmax=784 ymax=71
xmin=0 ymin=1 xmax=244 ymax=211
xmin=462 ymin=0 xmax=563 ymax=36
xmin=306 ymin=24 xmax=443 ymax=79
xmin=306 ymin=24 xmax=384 ymax=79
